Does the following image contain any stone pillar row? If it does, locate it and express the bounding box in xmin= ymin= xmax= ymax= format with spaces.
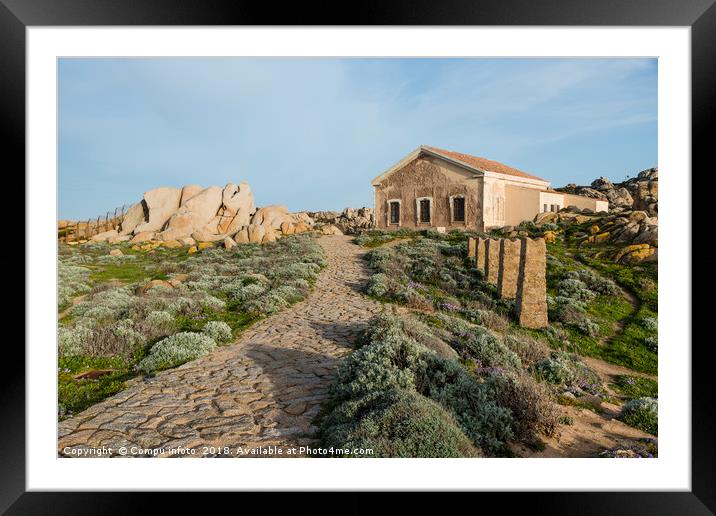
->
xmin=468 ymin=236 xmax=548 ymax=328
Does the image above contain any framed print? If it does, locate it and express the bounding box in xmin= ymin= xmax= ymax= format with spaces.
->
xmin=3 ymin=0 xmax=708 ymax=512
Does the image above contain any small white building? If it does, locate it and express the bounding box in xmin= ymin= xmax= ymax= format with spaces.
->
xmin=372 ymin=145 xmax=608 ymax=231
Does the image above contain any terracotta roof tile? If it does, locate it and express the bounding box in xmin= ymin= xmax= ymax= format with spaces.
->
xmin=423 ymin=146 xmax=546 ymax=182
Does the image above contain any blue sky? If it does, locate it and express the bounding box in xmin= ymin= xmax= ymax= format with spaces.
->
xmin=59 ymin=58 xmax=657 ymax=219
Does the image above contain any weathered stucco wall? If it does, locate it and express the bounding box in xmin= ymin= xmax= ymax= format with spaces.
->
xmin=374 ymin=155 xmax=482 ymax=230
xmin=483 ymin=174 xmax=548 ymax=228
xmin=504 ymin=185 xmax=541 ymax=226
xmin=539 ymin=191 xmax=565 ymax=213
xmin=502 ymin=187 xmax=610 ymax=227
xmin=562 ymin=193 xmax=609 ymax=212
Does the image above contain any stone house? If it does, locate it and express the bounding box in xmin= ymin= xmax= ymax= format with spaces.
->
xmin=371 ymin=145 xmax=608 ymax=231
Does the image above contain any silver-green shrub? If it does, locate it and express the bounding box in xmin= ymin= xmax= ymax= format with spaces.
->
xmin=329 ymin=313 xmax=514 ymax=455
xmin=641 ymin=316 xmax=658 ymax=332
xmin=58 ymin=263 xmax=92 ymax=309
xmin=556 ymin=277 xmax=596 ymax=302
xmin=534 ymin=351 xmax=602 ymax=394
xmin=138 ymin=332 xmax=217 ymax=373
xmin=320 ymin=389 xmax=480 ymax=458
xmin=70 ymin=287 xmax=135 ymax=327
xmin=58 ymin=325 xmax=93 ymax=356
xmin=619 ymin=397 xmax=658 ymax=435
xmin=202 ymin=321 xmax=233 ymax=343
xmin=244 ymin=286 xmax=302 ymax=315
xmin=141 ymin=310 xmax=177 ymax=338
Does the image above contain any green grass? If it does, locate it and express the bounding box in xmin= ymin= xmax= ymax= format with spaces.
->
xmin=88 ymin=262 xmax=163 ymax=283
xmin=575 ymin=249 xmax=657 ymax=311
xmin=85 ymin=246 xmax=188 ymax=283
xmin=58 ymin=355 xmax=137 ymax=419
xmin=611 ymin=375 xmax=658 ymax=400
xmin=557 ymin=317 xmax=657 ymax=376
xmin=174 ymin=307 xmax=258 ymax=336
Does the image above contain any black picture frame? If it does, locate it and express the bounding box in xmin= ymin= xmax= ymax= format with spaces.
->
xmin=3 ymin=0 xmax=706 ymax=512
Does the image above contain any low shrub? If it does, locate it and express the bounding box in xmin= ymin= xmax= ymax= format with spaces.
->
xmin=328 ymin=313 xmax=514 ymax=455
xmin=58 ymin=325 xmax=93 ymax=356
xmin=199 ymin=294 xmax=226 ymax=312
xmin=84 ymin=319 xmax=146 ymax=357
xmin=140 ymin=310 xmax=177 ymax=339
xmin=461 ymin=307 xmax=509 ymax=332
xmin=641 ymin=317 xmax=658 ymax=332
xmin=332 ymin=330 xmax=423 ymax=399
xmin=368 ymin=313 xmax=455 ymax=359
xmin=559 ymin=415 xmax=574 ymax=426
xmin=138 ymin=332 xmax=217 ymax=373
xmin=244 ymin=286 xmax=302 ymax=315
xmin=551 ymin=297 xmax=600 ymax=337
xmin=535 ymin=351 xmax=602 ymax=394
xmin=222 ymin=282 xmax=267 ymax=302
xmin=557 ymin=277 xmax=596 ymax=302
xmin=599 ymin=438 xmax=658 ymax=458
xmin=58 ymin=263 xmax=92 ymax=310
xmin=487 ymin=372 xmax=558 ymax=440
xmin=70 ymin=287 xmax=135 ymax=327
xmin=569 ymin=268 xmax=620 ymax=296
xmin=202 ymin=320 xmax=233 ymax=343
xmin=619 ymin=397 xmax=658 ymax=435
xmin=59 ymin=320 xmax=145 ymax=358
xmin=365 ymin=248 xmax=394 ymax=270
xmin=504 ymin=335 xmax=551 ymax=367
xmin=320 ymin=389 xmax=480 ymax=458
xmin=431 ymin=314 xmax=521 ymax=371
xmin=365 ymin=273 xmax=396 ymax=298
xmin=461 ymin=327 xmax=522 ymax=372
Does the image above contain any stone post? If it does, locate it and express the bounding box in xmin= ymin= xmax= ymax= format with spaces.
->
xmin=485 ymin=238 xmax=501 ymax=284
xmin=497 ymin=238 xmax=521 ymax=299
xmin=515 ymin=237 xmax=548 ymax=328
xmin=475 ymin=237 xmax=486 ymax=274
xmin=467 ymin=237 xmax=476 ymax=259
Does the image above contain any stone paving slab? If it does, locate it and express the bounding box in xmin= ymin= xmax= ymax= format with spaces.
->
xmin=58 ymin=235 xmax=382 ymax=458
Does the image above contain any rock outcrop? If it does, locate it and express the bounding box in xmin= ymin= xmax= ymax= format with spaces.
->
xmin=557 ymin=167 xmax=658 ymax=217
xmin=89 ymin=182 xmax=312 ymax=247
xmin=538 ymin=167 xmax=659 ymax=263
xmin=307 ymin=207 xmax=374 ymax=234
xmin=159 ymin=186 xmax=223 ymax=241
xmin=133 ymin=187 xmax=182 ymax=233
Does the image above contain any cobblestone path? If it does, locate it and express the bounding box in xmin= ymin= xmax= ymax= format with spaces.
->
xmin=58 ymin=236 xmax=382 ymax=457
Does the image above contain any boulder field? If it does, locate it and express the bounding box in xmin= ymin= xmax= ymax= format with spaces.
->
xmin=90 ymin=182 xmax=320 ymax=247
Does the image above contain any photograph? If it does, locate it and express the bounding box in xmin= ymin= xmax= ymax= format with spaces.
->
xmin=56 ymin=56 xmax=659 ymax=460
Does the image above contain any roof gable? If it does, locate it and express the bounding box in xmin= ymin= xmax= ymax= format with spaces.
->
xmin=372 ymin=145 xmax=548 ymax=186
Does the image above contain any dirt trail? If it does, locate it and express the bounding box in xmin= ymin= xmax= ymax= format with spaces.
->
xmin=58 ymin=294 xmax=87 ymax=320
xmin=58 ymin=236 xmax=382 ymax=457
xmin=514 ymin=402 xmax=654 ymax=458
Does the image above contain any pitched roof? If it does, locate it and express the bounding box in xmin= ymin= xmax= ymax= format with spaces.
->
xmin=423 ymin=146 xmax=547 ymax=181
xmin=371 ymin=145 xmax=549 ymax=186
